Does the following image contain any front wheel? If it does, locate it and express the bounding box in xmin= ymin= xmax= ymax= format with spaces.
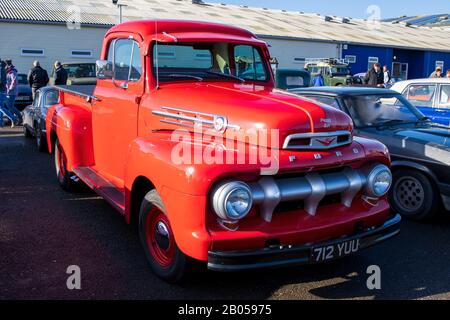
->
xmin=36 ymin=127 xmax=47 ymax=152
xmin=139 ymin=190 xmax=188 ymax=282
xmin=389 ymin=169 xmax=440 ymax=221
xmin=54 ymin=139 xmax=76 ymax=192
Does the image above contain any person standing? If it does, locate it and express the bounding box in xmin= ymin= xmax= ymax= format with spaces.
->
xmin=446 ymin=70 xmax=450 ymax=78
xmin=28 ymin=60 xmax=49 ymax=100
xmin=429 ymin=67 xmax=442 ymax=78
xmin=383 ymin=65 xmax=391 ymax=86
xmin=364 ymin=63 xmax=384 ymax=87
xmin=53 ymin=61 xmax=68 ymax=85
xmin=0 ymin=58 xmax=16 ymax=127
xmin=4 ymin=60 xmax=21 ymax=127
xmin=313 ymin=71 xmax=325 ymax=87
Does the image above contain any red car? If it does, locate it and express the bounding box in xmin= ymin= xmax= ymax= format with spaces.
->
xmin=46 ymin=20 xmax=400 ymax=282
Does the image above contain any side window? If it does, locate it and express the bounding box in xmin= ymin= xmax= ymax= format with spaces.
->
xmin=108 ymin=39 xmax=142 ymax=82
xmin=438 ymin=85 xmax=450 ymax=109
xmin=234 ymin=45 xmax=267 ymax=81
xmin=406 ymin=84 xmax=436 ymax=107
xmin=44 ymin=90 xmax=59 ymax=108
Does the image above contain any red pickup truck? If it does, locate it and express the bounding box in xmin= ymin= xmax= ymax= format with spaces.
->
xmin=46 ymin=20 xmax=400 ymax=282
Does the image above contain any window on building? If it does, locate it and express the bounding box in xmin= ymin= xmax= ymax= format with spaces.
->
xmin=71 ymin=50 xmax=93 ymax=58
xmin=344 ymin=55 xmax=356 ymax=64
xmin=21 ymin=48 xmax=45 ymax=57
xmin=406 ymin=84 xmax=437 ymax=108
xmin=294 ymin=57 xmax=306 ymax=66
xmin=368 ymin=57 xmax=379 ymax=70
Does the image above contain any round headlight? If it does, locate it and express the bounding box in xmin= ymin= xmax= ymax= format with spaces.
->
xmin=212 ymin=181 xmax=253 ymax=220
xmin=365 ymin=165 xmax=392 ymax=197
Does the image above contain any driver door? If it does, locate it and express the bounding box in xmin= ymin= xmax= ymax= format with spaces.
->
xmin=92 ymin=37 xmax=144 ymax=186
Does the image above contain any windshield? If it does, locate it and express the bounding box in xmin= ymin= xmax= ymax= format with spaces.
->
xmin=17 ymin=74 xmax=28 ymax=85
xmin=343 ymin=94 xmax=426 ymax=127
xmin=62 ymin=64 xmax=96 ymax=78
xmin=152 ymin=42 xmax=269 ymax=82
xmin=331 ymin=66 xmax=351 ymax=76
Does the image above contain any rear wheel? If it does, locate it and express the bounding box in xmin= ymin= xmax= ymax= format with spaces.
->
xmin=389 ymin=169 xmax=440 ymax=221
xmin=139 ymin=190 xmax=188 ymax=282
xmin=35 ymin=127 xmax=47 ymax=152
xmin=54 ymin=139 xmax=76 ymax=192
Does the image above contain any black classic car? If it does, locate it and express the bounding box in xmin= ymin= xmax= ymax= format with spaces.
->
xmin=291 ymin=87 xmax=450 ymax=221
xmin=15 ymin=73 xmax=33 ymax=111
xmin=22 ymin=86 xmax=59 ymax=152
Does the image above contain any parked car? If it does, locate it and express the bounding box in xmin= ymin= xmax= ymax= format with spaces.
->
xmin=22 ymin=86 xmax=59 ymax=152
xmin=305 ymin=58 xmax=352 ymax=86
xmin=49 ymin=62 xmax=97 ymax=86
xmin=15 ymin=73 xmax=33 ymax=111
xmin=274 ymin=68 xmax=311 ymax=90
xmin=391 ymin=78 xmax=450 ymax=126
xmin=292 ymin=86 xmax=450 ymax=221
xmin=45 ymin=20 xmax=400 ymax=282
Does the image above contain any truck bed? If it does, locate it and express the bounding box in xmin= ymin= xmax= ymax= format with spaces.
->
xmin=54 ymin=85 xmax=96 ymax=99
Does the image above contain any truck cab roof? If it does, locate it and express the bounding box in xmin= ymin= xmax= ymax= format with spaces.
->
xmin=107 ymin=19 xmax=266 ymax=46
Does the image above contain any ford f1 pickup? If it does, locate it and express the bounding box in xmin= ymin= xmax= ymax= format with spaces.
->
xmin=46 ymin=20 xmax=400 ymax=282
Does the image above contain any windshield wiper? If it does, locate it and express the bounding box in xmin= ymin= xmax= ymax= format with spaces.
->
xmin=165 ymin=74 xmax=204 ymax=81
xmin=375 ymin=119 xmax=415 ymax=127
xmin=205 ymin=71 xmax=245 ymax=83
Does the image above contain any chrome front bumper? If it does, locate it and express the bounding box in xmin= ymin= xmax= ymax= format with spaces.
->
xmin=247 ymin=164 xmax=385 ymax=222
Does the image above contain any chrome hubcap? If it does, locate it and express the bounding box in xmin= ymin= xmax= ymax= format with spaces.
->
xmin=395 ymin=177 xmax=424 ymax=212
xmin=154 ymin=221 xmax=170 ymax=251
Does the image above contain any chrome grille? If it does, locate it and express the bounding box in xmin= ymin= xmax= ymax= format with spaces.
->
xmin=283 ymin=131 xmax=352 ymax=150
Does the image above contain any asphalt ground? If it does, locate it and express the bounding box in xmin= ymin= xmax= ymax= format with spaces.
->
xmin=1 ymin=126 xmax=449 ymax=300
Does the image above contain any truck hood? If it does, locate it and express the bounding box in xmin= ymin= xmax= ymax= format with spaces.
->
xmin=149 ymin=82 xmax=353 ymax=148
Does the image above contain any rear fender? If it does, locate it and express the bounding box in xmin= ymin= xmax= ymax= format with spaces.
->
xmin=46 ymin=103 xmax=94 ymax=170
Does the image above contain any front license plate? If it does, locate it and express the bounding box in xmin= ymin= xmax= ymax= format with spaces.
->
xmin=311 ymin=238 xmax=360 ymax=263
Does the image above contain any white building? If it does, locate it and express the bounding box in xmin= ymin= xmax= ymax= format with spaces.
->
xmin=0 ymin=0 xmax=449 ymax=76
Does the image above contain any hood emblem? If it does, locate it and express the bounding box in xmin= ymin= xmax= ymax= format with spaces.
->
xmin=315 ymin=137 xmax=336 ymax=147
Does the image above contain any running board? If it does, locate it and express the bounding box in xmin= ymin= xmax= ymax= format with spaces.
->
xmin=73 ymin=167 xmax=125 ymax=214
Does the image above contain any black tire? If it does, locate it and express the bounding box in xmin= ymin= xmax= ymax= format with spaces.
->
xmin=389 ymin=169 xmax=440 ymax=221
xmin=35 ymin=127 xmax=47 ymax=152
xmin=23 ymin=125 xmax=32 ymax=138
xmin=139 ymin=189 xmax=188 ymax=283
xmin=54 ymin=139 xmax=76 ymax=192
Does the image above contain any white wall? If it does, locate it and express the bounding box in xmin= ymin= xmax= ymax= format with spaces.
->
xmin=260 ymin=37 xmax=341 ymax=69
xmin=0 ymin=22 xmax=107 ymax=77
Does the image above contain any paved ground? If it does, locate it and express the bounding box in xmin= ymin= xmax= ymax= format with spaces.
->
xmin=1 ymin=126 xmax=450 ymax=300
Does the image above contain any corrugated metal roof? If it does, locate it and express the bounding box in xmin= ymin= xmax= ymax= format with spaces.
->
xmin=1 ymin=0 xmax=449 ymax=52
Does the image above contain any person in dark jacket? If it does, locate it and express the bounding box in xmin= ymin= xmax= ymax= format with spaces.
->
xmin=28 ymin=60 xmax=49 ymax=100
xmin=363 ymin=63 xmax=384 ymax=87
xmin=53 ymin=61 xmax=68 ymax=85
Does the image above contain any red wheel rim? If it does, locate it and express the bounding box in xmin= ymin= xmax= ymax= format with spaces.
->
xmin=57 ymin=144 xmax=67 ymax=177
xmin=145 ymin=208 xmax=175 ymax=268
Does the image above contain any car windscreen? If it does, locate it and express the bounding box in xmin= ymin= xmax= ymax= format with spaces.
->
xmin=343 ymin=94 xmax=425 ymax=127
xmin=17 ymin=74 xmax=28 ymax=85
xmin=63 ymin=64 xmax=96 ymax=78
xmin=152 ymin=42 xmax=268 ymax=82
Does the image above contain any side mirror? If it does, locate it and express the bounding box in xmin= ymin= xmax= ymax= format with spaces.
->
xmin=96 ymin=60 xmax=113 ymax=80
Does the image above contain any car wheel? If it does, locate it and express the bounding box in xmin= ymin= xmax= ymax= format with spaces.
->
xmin=23 ymin=125 xmax=32 ymax=138
xmin=139 ymin=190 xmax=188 ymax=283
xmin=389 ymin=169 xmax=440 ymax=221
xmin=35 ymin=127 xmax=47 ymax=152
xmin=54 ymin=139 xmax=76 ymax=192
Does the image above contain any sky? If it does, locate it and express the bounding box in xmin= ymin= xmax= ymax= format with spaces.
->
xmin=207 ymin=0 xmax=450 ymax=19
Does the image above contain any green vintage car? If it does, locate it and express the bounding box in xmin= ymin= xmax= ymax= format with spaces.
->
xmin=305 ymin=58 xmax=352 ymax=86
